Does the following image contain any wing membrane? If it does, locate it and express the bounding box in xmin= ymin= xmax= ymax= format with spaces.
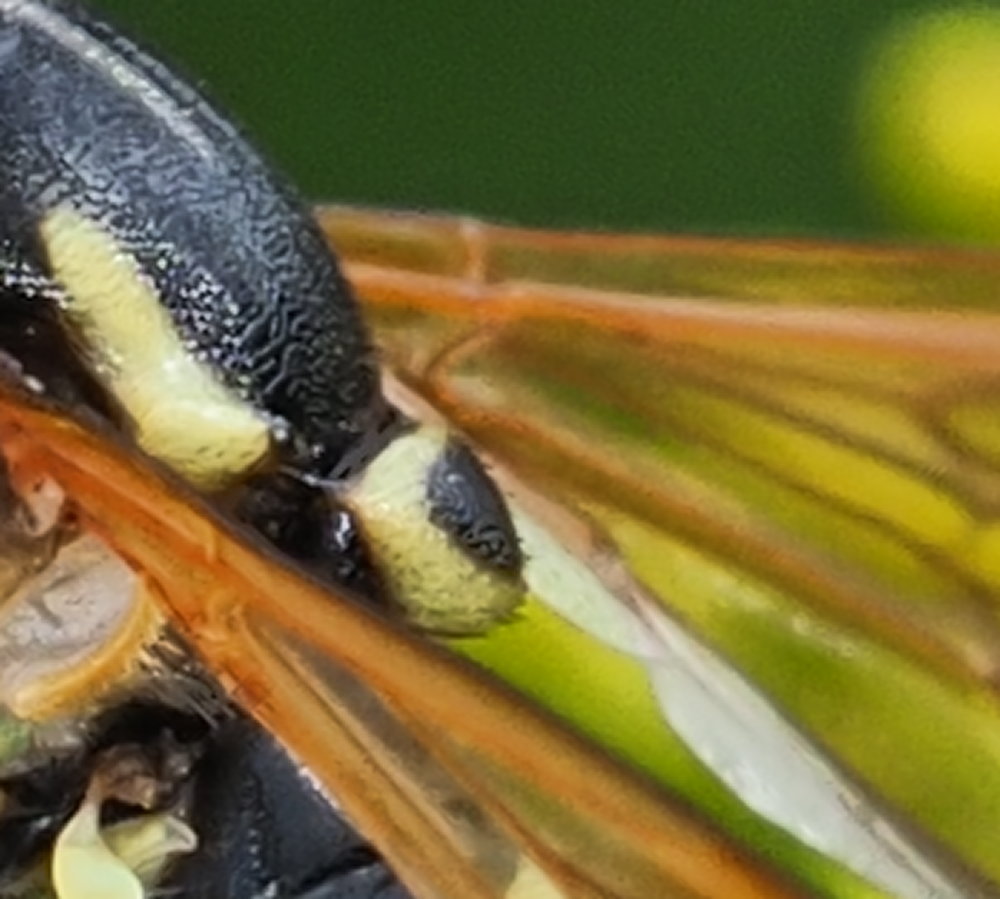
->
xmin=319 ymin=206 xmax=1000 ymax=892
xmin=0 ymin=375 xmax=807 ymax=899
xmin=321 ymin=205 xmax=1000 ymax=310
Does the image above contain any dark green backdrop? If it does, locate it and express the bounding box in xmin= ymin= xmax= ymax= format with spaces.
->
xmin=90 ymin=2 xmax=955 ymax=239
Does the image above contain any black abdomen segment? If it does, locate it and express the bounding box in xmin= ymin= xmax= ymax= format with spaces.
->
xmin=0 ymin=0 xmax=381 ymax=470
xmin=164 ymin=716 xmax=411 ymax=899
xmin=427 ymin=440 xmax=523 ymax=576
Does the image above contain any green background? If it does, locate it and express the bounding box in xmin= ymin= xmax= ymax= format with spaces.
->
xmin=89 ymin=1 xmax=962 ymax=240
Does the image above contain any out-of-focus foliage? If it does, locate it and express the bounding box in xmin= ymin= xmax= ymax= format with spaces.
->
xmin=87 ymin=2 xmax=1000 ymax=244
xmin=87 ymin=1 xmax=974 ymax=242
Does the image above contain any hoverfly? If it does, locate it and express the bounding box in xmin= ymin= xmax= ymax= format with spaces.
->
xmin=1 ymin=2 xmax=999 ymax=898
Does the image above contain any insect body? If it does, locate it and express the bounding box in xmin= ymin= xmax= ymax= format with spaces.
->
xmin=1 ymin=2 xmax=1000 ymax=898
xmin=0 ymin=0 xmax=523 ymax=894
xmin=0 ymin=0 xmax=523 ymax=634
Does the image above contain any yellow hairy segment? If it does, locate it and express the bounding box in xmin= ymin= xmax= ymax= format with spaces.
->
xmin=348 ymin=426 xmax=522 ymax=634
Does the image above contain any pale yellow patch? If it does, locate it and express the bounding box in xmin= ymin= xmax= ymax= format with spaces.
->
xmin=52 ymin=799 xmax=144 ymax=899
xmin=50 ymin=774 xmax=196 ymax=899
xmin=506 ymin=857 xmax=566 ymax=898
xmin=104 ymin=814 xmax=198 ymax=884
xmin=346 ymin=427 xmax=522 ymax=634
xmin=39 ymin=205 xmax=270 ymax=489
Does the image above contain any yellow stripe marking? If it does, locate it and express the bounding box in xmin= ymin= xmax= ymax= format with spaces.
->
xmin=40 ymin=205 xmax=270 ymax=489
xmin=347 ymin=427 xmax=522 ymax=634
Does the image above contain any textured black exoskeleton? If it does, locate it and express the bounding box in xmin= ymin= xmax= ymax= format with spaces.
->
xmin=0 ymin=1 xmax=525 ymax=893
xmin=0 ymin=1 xmax=411 ymax=895
xmin=0 ymin=0 xmax=385 ymax=472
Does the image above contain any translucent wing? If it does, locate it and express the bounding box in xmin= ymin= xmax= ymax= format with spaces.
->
xmin=0 ymin=375 xmax=806 ymax=899
xmin=321 ymin=206 xmax=1000 ymax=896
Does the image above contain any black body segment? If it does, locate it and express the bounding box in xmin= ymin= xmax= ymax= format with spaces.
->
xmin=0 ymin=700 xmax=208 ymax=887
xmin=426 ymin=440 xmax=523 ymax=577
xmin=0 ymin=2 xmax=412 ymax=895
xmin=0 ymin=0 xmax=382 ymax=470
xmin=233 ymin=473 xmax=391 ymax=605
xmin=0 ymin=2 xmax=529 ymax=892
xmin=1 ymin=702 xmax=410 ymax=898
xmin=163 ymin=716 xmax=410 ymax=899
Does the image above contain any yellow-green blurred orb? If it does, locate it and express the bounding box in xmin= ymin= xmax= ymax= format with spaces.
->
xmin=858 ymin=7 xmax=1000 ymax=241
